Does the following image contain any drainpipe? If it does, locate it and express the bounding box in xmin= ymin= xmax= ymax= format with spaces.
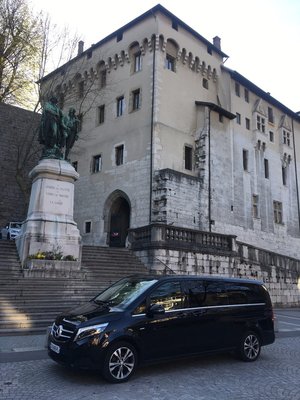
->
xmin=149 ymin=36 xmax=156 ymax=224
xmin=292 ymin=119 xmax=300 ymax=232
xmin=208 ymin=108 xmax=212 ymax=232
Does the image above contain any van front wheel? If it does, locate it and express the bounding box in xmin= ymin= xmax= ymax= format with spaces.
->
xmin=238 ymin=331 xmax=261 ymax=362
xmin=102 ymin=341 xmax=137 ymax=383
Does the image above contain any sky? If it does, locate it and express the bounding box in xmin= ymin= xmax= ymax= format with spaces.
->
xmin=30 ymin=0 xmax=300 ymax=112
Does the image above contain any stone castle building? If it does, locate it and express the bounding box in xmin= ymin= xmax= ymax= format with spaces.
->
xmin=40 ymin=4 xmax=300 ymax=304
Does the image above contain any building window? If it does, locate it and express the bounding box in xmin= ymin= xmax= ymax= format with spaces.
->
xmin=268 ymin=107 xmax=274 ymax=124
xmin=264 ymin=159 xmax=269 ymax=179
xmin=72 ymin=161 xmax=78 ymax=171
xmin=219 ymin=114 xmax=223 ymax=123
xmin=116 ymin=32 xmax=123 ymax=42
xmin=117 ymin=96 xmax=124 ymax=117
xmin=283 ymin=129 xmax=291 ymax=146
xmin=100 ymin=70 xmax=106 ymax=88
xmin=78 ymin=113 xmax=83 ymax=132
xmin=202 ymin=78 xmax=209 ymax=89
xmin=207 ymin=46 xmax=212 ymax=55
xmin=184 ymin=146 xmax=193 ymax=170
xmin=273 ymin=201 xmax=283 ymax=224
xmin=172 ymin=20 xmax=178 ymax=31
xmin=282 ymin=166 xmax=287 ymax=186
xmin=84 ymin=221 xmax=92 ymax=234
xmin=245 ymin=118 xmax=250 ymax=130
xmin=115 ymin=145 xmax=124 ymax=166
xmin=92 ymin=154 xmax=102 ymax=173
xmin=252 ymin=195 xmax=259 ymax=218
xmin=243 ymin=149 xmax=248 ymax=171
xmin=166 ymin=54 xmax=175 ymax=71
xmin=235 ymin=82 xmax=240 ymax=97
xmin=132 ymin=89 xmax=140 ymax=111
xmin=236 ymin=113 xmax=241 ymax=124
xmin=78 ymin=81 xmax=84 ymax=99
xmin=269 ymin=131 xmax=274 ymax=142
xmin=257 ymin=115 xmax=265 ymax=133
xmin=98 ymin=105 xmax=105 ymax=124
xmin=244 ymin=88 xmax=249 ymax=103
xmin=134 ymin=52 xmax=142 ymax=72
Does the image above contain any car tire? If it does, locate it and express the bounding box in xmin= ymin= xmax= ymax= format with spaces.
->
xmin=102 ymin=341 xmax=137 ymax=383
xmin=238 ymin=331 xmax=261 ymax=362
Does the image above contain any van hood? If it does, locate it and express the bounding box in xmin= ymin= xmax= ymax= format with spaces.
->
xmin=57 ymin=300 xmax=123 ymax=324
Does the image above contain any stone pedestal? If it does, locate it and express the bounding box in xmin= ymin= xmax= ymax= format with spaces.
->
xmin=16 ymin=159 xmax=81 ymax=266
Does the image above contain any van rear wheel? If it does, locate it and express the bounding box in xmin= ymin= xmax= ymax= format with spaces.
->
xmin=102 ymin=341 xmax=137 ymax=383
xmin=238 ymin=331 xmax=261 ymax=362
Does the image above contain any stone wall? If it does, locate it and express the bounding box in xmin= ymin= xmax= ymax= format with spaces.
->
xmin=130 ymin=225 xmax=300 ymax=307
xmin=0 ymin=103 xmax=41 ymax=228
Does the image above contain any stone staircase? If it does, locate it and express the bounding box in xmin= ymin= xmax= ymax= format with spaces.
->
xmin=0 ymin=241 xmax=149 ymax=336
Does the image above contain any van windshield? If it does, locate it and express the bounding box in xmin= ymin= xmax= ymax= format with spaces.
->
xmin=93 ymin=277 xmax=158 ymax=309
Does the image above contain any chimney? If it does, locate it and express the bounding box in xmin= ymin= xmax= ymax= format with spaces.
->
xmin=213 ymin=36 xmax=221 ymax=50
xmin=78 ymin=40 xmax=84 ymax=55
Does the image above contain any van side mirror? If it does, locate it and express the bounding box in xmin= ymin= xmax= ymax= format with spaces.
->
xmin=147 ymin=303 xmax=165 ymax=317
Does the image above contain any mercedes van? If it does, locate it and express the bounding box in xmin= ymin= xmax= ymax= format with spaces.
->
xmin=47 ymin=275 xmax=275 ymax=383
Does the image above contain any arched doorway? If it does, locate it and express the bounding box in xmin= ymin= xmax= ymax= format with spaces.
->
xmin=109 ymin=197 xmax=130 ymax=247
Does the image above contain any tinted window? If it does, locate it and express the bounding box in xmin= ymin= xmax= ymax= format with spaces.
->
xmin=245 ymin=284 xmax=266 ymax=304
xmin=204 ymin=282 xmax=228 ymax=306
xmin=149 ymin=281 xmax=185 ymax=311
xmin=226 ymin=283 xmax=248 ymax=305
xmin=186 ymin=280 xmax=205 ymax=307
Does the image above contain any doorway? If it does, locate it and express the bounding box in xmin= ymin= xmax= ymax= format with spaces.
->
xmin=109 ymin=197 xmax=130 ymax=247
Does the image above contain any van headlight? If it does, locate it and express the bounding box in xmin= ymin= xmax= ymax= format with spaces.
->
xmin=74 ymin=323 xmax=108 ymax=342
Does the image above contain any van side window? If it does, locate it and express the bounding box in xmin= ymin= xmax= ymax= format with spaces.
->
xmin=204 ymin=282 xmax=228 ymax=306
xmin=149 ymin=282 xmax=185 ymax=311
xmin=245 ymin=284 xmax=265 ymax=304
xmin=186 ymin=281 xmax=205 ymax=307
xmin=226 ymin=283 xmax=248 ymax=305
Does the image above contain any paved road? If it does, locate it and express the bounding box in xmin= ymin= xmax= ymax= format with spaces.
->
xmin=0 ymin=336 xmax=299 ymax=400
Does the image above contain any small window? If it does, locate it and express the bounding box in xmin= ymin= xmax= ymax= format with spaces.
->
xmin=282 ymin=166 xmax=287 ymax=186
xmin=184 ymin=146 xmax=193 ymax=171
xmin=132 ymin=89 xmax=140 ymax=111
xmin=78 ymin=81 xmax=84 ymax=99
xmin=207 ymin=46 xmax=212 ymax=55
xmin=100 ymin=70 xmax=106 ymax=88
xmin=273 ymin=201 xmax=283 ymax=224
xmin=235 ymin=82 xmax=240 ymax=97
xmin=166 ymin=54 xmax=175 ymax=71
xmin=283 ymin=130 xmax=291 ymax=147
xmin=72 ymin=161 xmax=78 ymax=171
xmin=257 ymin=115 xmax=265 ymax=133
xmin=269 ymin=131 xmax=274 ymax=142
xmin=245 ymin=118 xmax=250 ymax=130
xmin=77 ymin=114 xmax=83 ymax=132
xmin=202 ymin=78 xmax=209 ymax=89
xmin=87 ymin=50 xmax=92 ymax=59
xmin=117 ymin=96 xmax=124 ymax=117
xmin=252 ymin=195 xmax=259 ymax=218
xmin=268 ymin=107 xmax=274 ymax=124
xmin=134 ymin=52 xmax=142 ymax=72
xmin=172 ymin=20 xmax=178 ymax=31
xmin=98 ymin=105 xmax=105 ymax=124
xmin=244 ymin=88 xmax=249 ymax=102
xmin=116 ymin=32 xmax=123 ymax=42
xmin=85 ymin=221 xmax=92 ymax=234
xmin=243 ymin=149 xmax=248 ymax=171
xmin=264 ymin=159 xmax=269 ymax=179
xmin=92 ymin=154 xmax=102 ymax=173
xmin=115 ymin=145 xmax=124 ymax=166
xmin=219 ymin=114 xmax=223 ymax=123
xmin=236 ymin=113 xmax=241 ymax=124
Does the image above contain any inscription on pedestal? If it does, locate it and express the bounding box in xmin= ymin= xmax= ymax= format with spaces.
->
xmin=44 ymin=181 xmax=71 ymax=214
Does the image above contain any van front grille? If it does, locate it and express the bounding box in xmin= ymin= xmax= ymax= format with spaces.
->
xmin=51 ymin=319 xmax=79 ymax=342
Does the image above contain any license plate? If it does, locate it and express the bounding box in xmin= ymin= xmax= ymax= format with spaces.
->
xmin=50 ymin=342 xmax=60 ymax=354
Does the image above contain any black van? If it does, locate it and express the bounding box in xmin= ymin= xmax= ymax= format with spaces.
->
xmin=48 ymin=275 xmax=275 ymax=383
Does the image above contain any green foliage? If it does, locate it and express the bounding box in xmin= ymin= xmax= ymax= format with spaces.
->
xmin=0 ymin=0 xmax=44 ymax=108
